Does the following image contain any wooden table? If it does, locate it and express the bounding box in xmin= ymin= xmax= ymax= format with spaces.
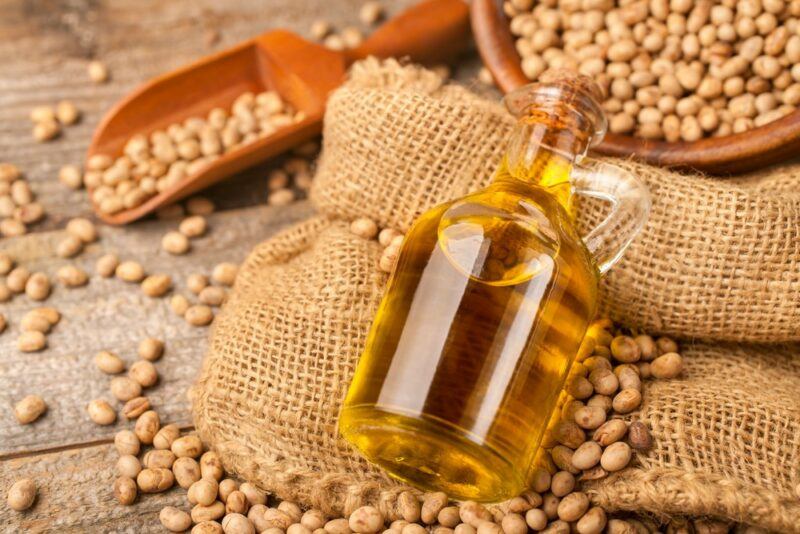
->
xmin=0 ymin=0 xmax=485 ymax=531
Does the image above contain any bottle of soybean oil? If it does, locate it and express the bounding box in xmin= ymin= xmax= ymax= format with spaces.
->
xmin=339 ymin=70 xmax=651 ymax=502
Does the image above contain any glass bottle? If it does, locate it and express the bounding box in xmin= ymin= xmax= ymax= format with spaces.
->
xmin=338 ymin=71 xmax=651 ymax=502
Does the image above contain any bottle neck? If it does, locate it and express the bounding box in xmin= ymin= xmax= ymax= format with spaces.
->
xmin=494 ymin=119 xmax=592 ymax=214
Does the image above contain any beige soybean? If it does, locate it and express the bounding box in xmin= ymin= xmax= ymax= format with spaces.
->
xmin=420 ymin=492 xmax=448 ymax=524
xmin=95 ymin=253 xmax=120 ymax=277
xmin=173 ymin=457 xmax=202 ymax=489
xmin=160 ymin=506 xmax=193 ymax=532
xmin=194 ymin=521 xmax=224 ymax=534
xmin=189 ymin=478 xmax=220 ymax=506
xmin=141 ymin=274 xmax=172 ymax=297
xmin=172 ymin=434 xmax=204 ymax=458
xmin=87 ymin=399 xmax=116 ymax=425
xmin=302 ymin=509 xmax=327 ymax=530
xmin=573 ymin=405 xmax=607 ymax=429
xmin=575 ymin=507 xmax=607 ymax=534
xmin=556 ymin=491 xmax=590 ymax=522
xmin=14 ymin=395 xmax=47 ymax=424
xmin=20 ymin=312 xmax=51 ymax=333
xmin=56 ymin=100 xmax=80 ymax=125
xmin=600 ymin=441 xmax=633 ymax=472
xmin=66 ymin=218 xmax=97 ymax=242
xmin=0 ymin=252 xmax=13 ymax=274
xmin=571 ymin=441 xmax=603 ymax=470
xmin=587 ymin=368 xmax=619 ymax=396
xmin=187 ymin=273 xmax=209 ymax=294
xmin=222 ymin=513 xmax=256 ymax=534
xmin=612 ymin=388 xmax=643 ymax=413
xmin=554 ymin=421 xmax=585 ymax=449
xmin=135 ymin=410 xmax=160 ymax=444
xmin=57 ymin=265 xmax=89 ymax=287
xmin=24 ymin=272 xmax=50 ymax=300
xmin=180 ymin=215 xmax=208 ymax=237
xmin=525 ymin=509 xmax=548 ymax=531
xmin=117 ymin=455 xmax=142 ymax=478
xmin=114 ymin=476 xmax=137 ymax=505
xmin=128 ymin=360 xmax=158 ymax=388
xmin=212 ymin=262 xmax=238 ymax=286
xmin=18 ymin=331 xmax=47 ymax=352
xmin=651 ymin=352 xmax=684 ymax=378
xmin=192 ymin=501 xmax=227 ymax=523
xmin=153 ymin=423 xmax=181 ymax=450
xmin=349 ymin=506 xmax=384 ymax=533
xmin=116 ymin=260 xmax=145 ymax=282
xmin=240 ymin=482 xmax=267 ymax=506
xmin=137 ymin=467 xmax=174 ymax=493
xmin=541 ymin=493 xmax=560 ymax=520
xmin=201 ymin=450 xmax=225 ymax=481
xmin=226 ymin=490 xmax=249 ymax=514
xmin=122 ymin=396 xmax=151 ymax=419
xmin=593 ymin=419 xmax=628 ymax=446
xmin=110 ymin=376 xmax=142 ymax=402
xmin=57 ymin=235 xmax=84 ymax=258
xmin=7 ymin=478 xmax=37 ymax=511
xmin=186 ymin=304 xmax=214 ymax=326
xmin=359 ymin=1 xmax=383 ymax=25
xmin=162 ymin=231 xmax=191 ymax=255
xmin=395 ymin=492 xmax=421 ymax=523
xmin=549 ymin=471 xmax=575 ymax=497
xmin=610 ymin=336 xmax=641 ymax=362
xmin=171 ymin=294 xmax=191 ymax=316
xmin=325 ymin=518 xmax=352 ymax=534
xmin=88 ymin=60 xmax=109 ymax=83
xmin=114 ymin=430 xmax=141 ymax=456
xmin=95 ymin=350 xmax=125 ymax=374
xmin=33 ymin=120 xmax=60 ymax=142
xmin=31 ymin=307 xmax=60 ymax=325
xmin=186 ymin=196 xmax=215 ymax=215
xmin=350 ymin=217 xmax=379 ymax=239
xmin=138 ymin=337 xmax=164 ymax=361
xmin=7 ymin=266 xmax=30 ymax=293
xmin=459 ymin=502 xmax=492 ymax=528
xmin=199 ymin=286 xmax=226 ymax=306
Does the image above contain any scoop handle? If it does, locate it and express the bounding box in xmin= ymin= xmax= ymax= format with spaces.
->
xmin=346 ymin=0 xmax=471 ymax=66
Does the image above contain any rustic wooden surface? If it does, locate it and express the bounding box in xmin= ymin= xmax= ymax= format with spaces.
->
xmin=0 ymin=0 xmax=486 ymax=531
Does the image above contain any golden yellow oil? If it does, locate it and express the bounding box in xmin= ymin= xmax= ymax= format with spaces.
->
xmin=339 ymin=151 xmax=599 ymax=502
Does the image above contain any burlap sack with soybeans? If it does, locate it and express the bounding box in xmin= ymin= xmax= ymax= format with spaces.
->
xmin=192 ymin=59 xmax=800 ymax=531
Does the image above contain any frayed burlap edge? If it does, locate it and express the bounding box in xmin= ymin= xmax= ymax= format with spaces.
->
xmin=588 ymin=468 xmax=800 ymax=533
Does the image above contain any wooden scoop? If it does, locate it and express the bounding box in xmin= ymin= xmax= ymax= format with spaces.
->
xmin=88 ymin=0 xmax=470 ymax=224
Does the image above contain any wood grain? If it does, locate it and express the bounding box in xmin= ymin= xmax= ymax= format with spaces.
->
xmin=0 ymin=201 xmax=313 ymax=457
xmin=0 ymin=441 xmax=189 ymax=533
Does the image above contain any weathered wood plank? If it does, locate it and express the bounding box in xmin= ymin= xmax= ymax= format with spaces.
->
xmin=0 ymin=201 xmax=314 ymax=456
xmin=0 ymin=441 xmax=189 ymax=533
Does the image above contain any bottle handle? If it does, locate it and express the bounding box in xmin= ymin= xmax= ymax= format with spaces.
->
xmin=570 ymin=161 xmax=651 ymax=275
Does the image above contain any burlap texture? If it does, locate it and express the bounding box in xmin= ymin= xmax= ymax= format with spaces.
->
xmin=192 ymin=60 xmax=800 ymax=531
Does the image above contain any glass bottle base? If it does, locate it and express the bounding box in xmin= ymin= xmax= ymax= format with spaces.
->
xmin=339 ymin=404 xmax=527 ymax=502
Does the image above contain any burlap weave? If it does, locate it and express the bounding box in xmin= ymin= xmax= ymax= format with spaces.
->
xmin=192 ymin=59 xmax=800 ymax=532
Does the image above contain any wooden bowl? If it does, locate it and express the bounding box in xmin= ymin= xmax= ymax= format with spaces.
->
xmin=471 ymin=0 xmax=800 ymax=174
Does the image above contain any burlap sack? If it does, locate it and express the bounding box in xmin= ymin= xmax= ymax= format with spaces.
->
xmin=192 ymin=60 xmax=800 ymax=532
